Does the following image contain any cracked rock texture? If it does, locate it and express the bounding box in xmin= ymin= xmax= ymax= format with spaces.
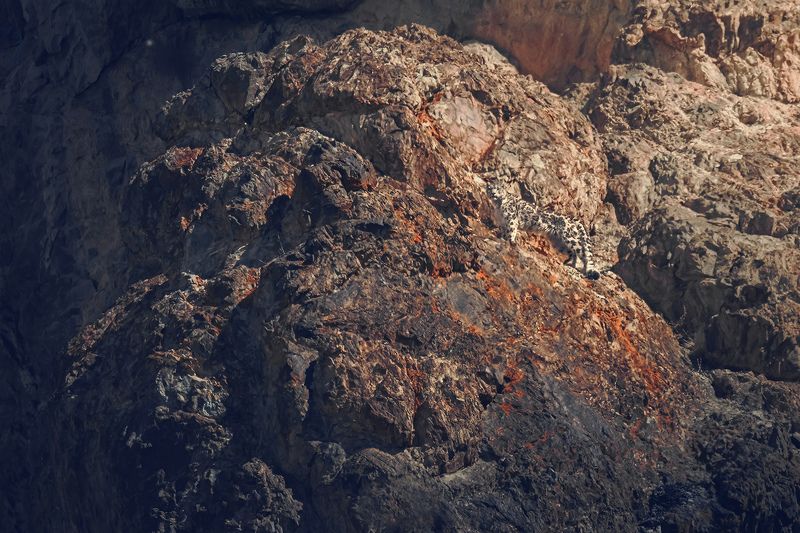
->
xmin=589 ymin=63 xmax=800 ymax=381
xmin=617 ymin=0 xmax=800 ymax=103
xmin=1 ymin=0 xmax=799 ymax=532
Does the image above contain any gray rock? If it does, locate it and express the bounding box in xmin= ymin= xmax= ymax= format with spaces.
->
xmin=3 ymin=1 xmax=800 ymax=531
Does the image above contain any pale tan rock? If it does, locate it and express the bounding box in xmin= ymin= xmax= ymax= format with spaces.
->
xmin=719 ymin=48 xmax=779 ymax=98
xmin=616 ymin=0 xmax=800 ymax=103
xmin=606 ymin=170 xmax=657 ymax=224
xmin=590 ymin=62 xmax=800 ymax=380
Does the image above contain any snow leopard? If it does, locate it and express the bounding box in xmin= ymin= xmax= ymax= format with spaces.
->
xmin=487 ymin=182 xmax=601 ymax=280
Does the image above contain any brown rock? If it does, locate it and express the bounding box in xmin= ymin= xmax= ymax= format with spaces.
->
xmin=3 ymin=1 xmax=800 ymax=531
xmin=31 ymin=26 xmax=727 ymax=531
xmin=615 ymin=0 xmax=800 ymax=103
xmin=588 ymin=63 xmax=800 ymax=380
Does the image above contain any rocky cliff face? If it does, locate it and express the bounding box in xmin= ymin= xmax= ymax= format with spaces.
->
xmin=2 ymin=1 xmax=799 ymax=531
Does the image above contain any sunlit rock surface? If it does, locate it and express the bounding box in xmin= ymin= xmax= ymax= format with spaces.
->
xmin=2 ymin=1 xmax=799 ymax=531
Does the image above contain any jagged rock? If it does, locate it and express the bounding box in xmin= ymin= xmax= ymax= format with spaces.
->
xmin=36 ymin=28 xmax=677 ymax=529
xmin=617 ymin=206 xmax=800 ymax=380
xmin=588 ymin=63 xmax=800 ymax=380
xmin=15 ymin=24 xmax=794 ymax=531
xmin=616 ymin=0 xmax=800 ymax=103
xmin=606 ymin=170 xmax=657 ymax=224
xmin=3 ymin=1 xmax=800 ymax=531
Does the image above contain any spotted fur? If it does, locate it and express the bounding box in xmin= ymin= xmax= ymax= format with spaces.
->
xmin=488 ymin=182 xmax=600 ymax=280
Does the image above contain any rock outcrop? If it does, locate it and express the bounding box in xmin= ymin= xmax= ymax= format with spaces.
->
xmin=617 ymin=0 xmax=800 ymax=103
xmin=2 ymin=1 xmax=799 ymax=531
xmin=36 ymin=26 xmax=697 ymax=531
xmin=588 ymin=62 xmax=800 ymax=380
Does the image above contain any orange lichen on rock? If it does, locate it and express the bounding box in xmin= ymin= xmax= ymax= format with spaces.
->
xmin=392 ymin=203 xmax=426 ymax=247
xmin=416 ymin=93 xmax=447 ymax=144
xmin=475 ymin=268 xmax=516 ymax=305
xmin=509 ymin=262 xmax=691 ymax=439
xmin=179 ymin=203 xmax=208 ymax=231
xmin=404 ymin=364 xmax=427 ymax=409
xmin=446 ymin=309 xmax=487 ymax=337
xmin=233 ymin=267 xmax=262 ymax=303
xmin=567 ymin=293 xmax=683 ymax=430
xmin=502 ymin=359 xmax=525 ymax=394
xmin=67 ymin=275 xmax=167 ymax=358
xmin=602 ymin=311 xmax=665 ymax=398
xmin=165 ymin=147 xmax=203 ymax=172
xmin=416 ymin=108 xmax=448 ymax=145
xmin=525 ymin=233 xmax=560 ymax=260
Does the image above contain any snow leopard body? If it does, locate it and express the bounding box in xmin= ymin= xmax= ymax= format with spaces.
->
xmin=487 ymin=182 xmax=601 ymax=280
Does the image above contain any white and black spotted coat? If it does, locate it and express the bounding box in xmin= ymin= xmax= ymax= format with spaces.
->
xmin=488 ymin=182 xmax=600 ymax=280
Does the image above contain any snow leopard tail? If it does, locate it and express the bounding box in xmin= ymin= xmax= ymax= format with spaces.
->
xmin=580 ymin=237 xmax=601 ymax=280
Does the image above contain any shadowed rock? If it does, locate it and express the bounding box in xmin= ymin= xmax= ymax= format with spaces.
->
xmin=2 ymin=2 xmax=800 ymax=531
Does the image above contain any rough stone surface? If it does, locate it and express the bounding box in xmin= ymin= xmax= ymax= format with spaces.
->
xmin=587 ymin=62 xmax=800 ymax=381
xmin=616 ymin=0 xmax=800 ymax=103
xmin=2 ymin=1 xmax=800 ymax=531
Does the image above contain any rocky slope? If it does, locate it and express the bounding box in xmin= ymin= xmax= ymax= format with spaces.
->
xmin=1 ymin=0 xmax=799 ymax=531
